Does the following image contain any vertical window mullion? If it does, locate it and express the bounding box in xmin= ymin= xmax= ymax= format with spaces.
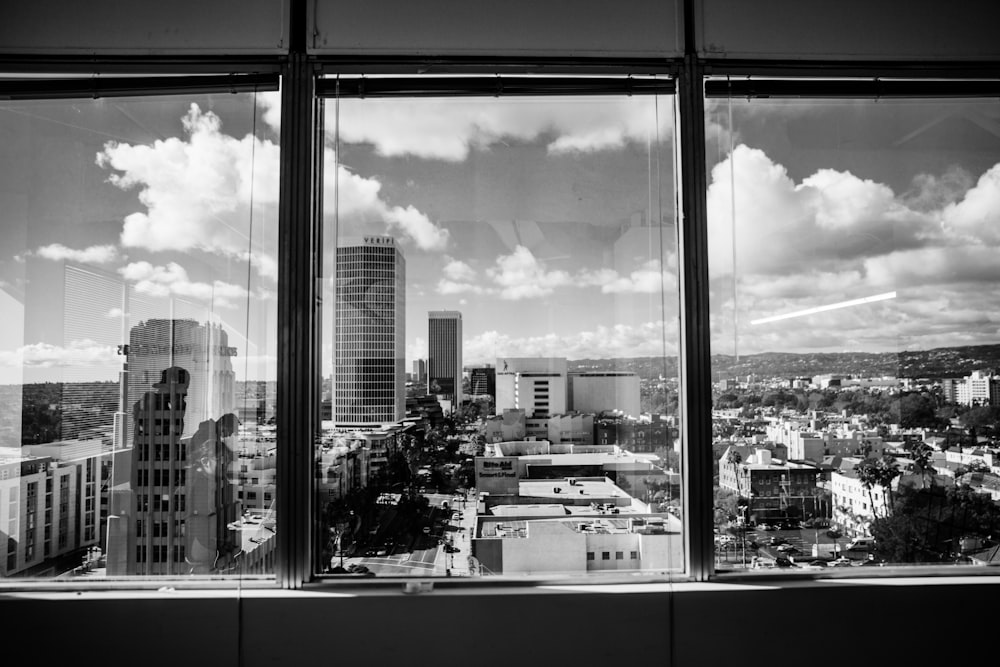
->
xmin=676 ymin=55 xmax=715 ymax=581
xmin=276 ymin=53 xmax=317 ymax=589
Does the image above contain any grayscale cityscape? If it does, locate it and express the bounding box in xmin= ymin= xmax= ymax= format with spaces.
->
xmin=3 ymin=90 xmax=1000 ymax=582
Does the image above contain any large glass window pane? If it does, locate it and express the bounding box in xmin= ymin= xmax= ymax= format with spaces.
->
xmin=708 ymin=87 xmax=1000 ymax=571
xmin=317 ymin=81 xmax=683 ymax=579
xmin=0 ymin=88 xmax=279 ymax=579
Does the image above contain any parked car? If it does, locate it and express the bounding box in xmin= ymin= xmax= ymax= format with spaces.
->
xmin=830 ymin=557 xmax=852 ymax=567
xmin=826 ymin=528 xmax=842 ymax=539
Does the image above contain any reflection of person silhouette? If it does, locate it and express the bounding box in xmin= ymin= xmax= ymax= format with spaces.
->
xmin=185 ymin=412 xmax=240 ymax=574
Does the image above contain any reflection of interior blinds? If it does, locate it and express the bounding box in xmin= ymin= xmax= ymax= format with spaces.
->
xmin=61 ymin=265 xmax=123 ymax=441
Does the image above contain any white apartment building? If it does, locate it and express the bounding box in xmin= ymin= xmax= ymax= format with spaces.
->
xmin=1 ymin=441 xmax=102 ymax=577
xmin=495 ymin=357 xmax=567 ymax=418
xmin=831 ymin=458 xmax=890 ymax=537
xmin=956 ymin=370 xmax=1000 ymax=406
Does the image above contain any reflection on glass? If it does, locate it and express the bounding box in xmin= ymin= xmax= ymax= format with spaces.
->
xmin=319 ymin=87 xmax=683 ymax=578
xmin=708 ymin=92 xmax=1000 ymax=570
xmin=0 ymin=91 xmax=278 ymax=578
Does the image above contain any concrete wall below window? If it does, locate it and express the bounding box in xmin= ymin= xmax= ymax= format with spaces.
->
xmin=3 ymin=578 xmax=998 ymax=666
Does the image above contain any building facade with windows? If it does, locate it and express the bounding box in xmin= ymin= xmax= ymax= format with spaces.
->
xmin=495 ymin=358 xmax=567 ymax=419
xmin=335 ymin=236 xmax=406 ymax=427
xmin=427 ymin=310 xmax=462 ymax=407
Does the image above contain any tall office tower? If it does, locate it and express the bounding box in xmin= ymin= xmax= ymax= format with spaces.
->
xmin=110 ymin=319 xmax=239 ymax=576
xmin=412 ymin=359 xmax=426 ymax=385
xmin=335 ymin=236 xmax=406 ymax=426
xmin=470 ymin=366 xmax=496 ymax=397
xmin=427 ymin=311 xmax=462 ymax=407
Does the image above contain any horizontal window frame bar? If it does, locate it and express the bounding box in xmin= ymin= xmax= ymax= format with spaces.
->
xmin=315 ymin=56 xmax=680 ymax=76
xmin=703 ymin=59 xmax=1000 ymax=80
xmin=0 ymin=72 xmax=279 ymax=101
xmin=0 ymin=55 xmax=284 ymax=75
xmin=317 ymin=75 xmax=674 ymax=99
xmin=705 ymin=77 xmax=1000 ymax=99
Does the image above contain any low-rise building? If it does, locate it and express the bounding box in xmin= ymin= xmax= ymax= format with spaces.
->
xmin=719 ymin=446 xmax=825 ymax=524
xmin=473 ymin=511 xmax=682 ymax=576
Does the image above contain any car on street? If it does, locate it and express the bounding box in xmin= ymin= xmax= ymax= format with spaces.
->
xmin=830 ymin=557 xmax=852 ymax=567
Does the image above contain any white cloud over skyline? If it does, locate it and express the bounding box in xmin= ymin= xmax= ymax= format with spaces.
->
xmin=35 ymin=244 xmax=120 ymax=264
xmin=463 ymin=320 xmax=677 ymax=364
xmin=438 ymin=247 xmax=677 ymax=301
xmin=98 ymin=104 xmax=280 ymax=265
xmin=706 ymin=144 xmax=1000 ymax=355
xmin=0 ymin=340 xmax=118 ymax=369
xmin=328 ymin=95 xmax=671 ymax=162
xmin=119 ymin=261 xmax=249 ymax=308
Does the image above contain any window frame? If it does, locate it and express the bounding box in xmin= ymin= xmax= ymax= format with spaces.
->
xmin=2 ymin=54 xmax=1000 ymax=592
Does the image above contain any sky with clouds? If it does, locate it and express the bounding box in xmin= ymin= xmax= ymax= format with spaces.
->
xmin=706 ymin=97 xmax=1000 ymax=361
xmin=2 ymin=89 xmax=1000 ymax=385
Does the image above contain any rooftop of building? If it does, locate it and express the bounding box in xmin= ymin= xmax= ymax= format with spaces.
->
xmin=518 ymin=477 xmax=629 ymax=500
xmin=489 ymin=502 xmax=647 ymax=517
xmin=515 ymin=451 xmax=660 ymax=466
xmin=477 ymin=513 xmax=681 ymax=539
xmin=227 ymin=511 xmax=277 ymax=553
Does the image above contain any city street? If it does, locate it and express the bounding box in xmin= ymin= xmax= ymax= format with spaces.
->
xmin=717 ymin=526 xmax=852 ymax=567
xmin=339 ymin=490 xmax=478 ymax=577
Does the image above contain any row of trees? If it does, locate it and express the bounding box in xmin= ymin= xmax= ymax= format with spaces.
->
xmin=852 ymin=449 xmax=1000 ymax=563
xmin=716 ymin=387 xmax=1000 ymax=434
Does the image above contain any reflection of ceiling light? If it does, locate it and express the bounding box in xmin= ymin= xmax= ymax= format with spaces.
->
xmin=750 ymin=291 xmax=896 ymax=325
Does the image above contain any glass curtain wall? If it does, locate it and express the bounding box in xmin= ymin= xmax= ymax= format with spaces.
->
xmin=708 ymin=84 xmax=1000 ymax=571
xmin=0 ymin=86 xmax=279 ymax=580
xmin=316 ymin=79 xmax=684 ymax=579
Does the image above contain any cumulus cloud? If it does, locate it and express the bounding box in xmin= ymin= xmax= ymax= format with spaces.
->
xmin=579 ymin=259 xmax=675 ymax=294
xmin=486 ymin=246 xmax=573 ymax=299
xmin=322 ymin=94 xmax=669 ymax=161
xmin=942 ymin=162 xmax=1000 ymax=244
xmin=99 ymin=101 xmax=446 ymax=271
xmin=323 ymin=148 xmax=449 ymax=251
xmin=35 ymin=244 xmax=120 ymax=264
xmin=437 ymin=249 xmax=678 ymax=300
xmin=706 ymin=145 xmax=938 ymax=278
xmin=118 ymin=261 xmax=248 ymax=308
xmin=464 ymin=320 xmax=677 ymax=364
xmin=443 ymin=258 xmax=476 ymax=282
xmin=703 ymin=145 xmax=1000 ymax=355
xmin=0 ymin=340 xmax=118 ymax=368
xmin=98 ymin=105 xmax=280 ymax=265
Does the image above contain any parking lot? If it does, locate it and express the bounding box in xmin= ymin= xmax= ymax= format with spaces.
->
xmin=716 ymin=525 xmax=859 ymax=568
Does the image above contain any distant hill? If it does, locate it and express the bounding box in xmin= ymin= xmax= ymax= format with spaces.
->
xmin=569 ymin=344 xmax=1000 ymax=381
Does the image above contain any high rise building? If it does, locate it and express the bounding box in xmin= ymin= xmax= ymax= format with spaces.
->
xmin=470 ymin=366 xmax=496 ymax=397
xmin=428 ymin=311 xmax=462 ymax=407
xmin=335 ymin=236 xmax=406 ymax=426
xmin=110 ymin=319 xmax=240 ymax=576
xmin=412 ymin=359 xmax=426 ymax=385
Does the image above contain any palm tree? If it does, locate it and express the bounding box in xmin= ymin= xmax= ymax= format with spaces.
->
xmin=855 ymin=455 xmax=901 ymax=519
xmin=906 ymin=443 xmax=936 ymax=489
